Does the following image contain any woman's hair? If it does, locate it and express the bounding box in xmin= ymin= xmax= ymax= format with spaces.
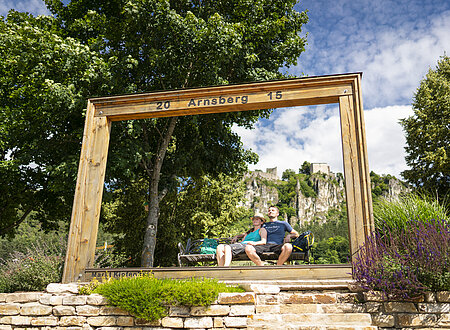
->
xmin=245 ymin=217 xmax=265 ymax=234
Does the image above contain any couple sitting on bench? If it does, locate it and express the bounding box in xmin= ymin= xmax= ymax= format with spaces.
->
xmin=216 ymin=206 xmax=299 ymax=266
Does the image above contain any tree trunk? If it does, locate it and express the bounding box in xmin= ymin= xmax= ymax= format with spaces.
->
xmin=141 ymin=116 xmax=178 ymax=267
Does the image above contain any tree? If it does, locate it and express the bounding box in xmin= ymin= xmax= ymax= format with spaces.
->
xmin=400 ymin=55 xmax=450 ymax=200
xmin=299 ymin=161 xmax=311 ymax=175
xmin=0 ymin=11 xmax=113 ymax=235
xmin=102 ymin=174 xmax=249 ymax=266
xmin=44 ymin=0 xmax=309 ymax=266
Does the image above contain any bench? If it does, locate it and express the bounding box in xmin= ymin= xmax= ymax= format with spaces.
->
xmin=177 ymin=237 xmax=311 ymax=267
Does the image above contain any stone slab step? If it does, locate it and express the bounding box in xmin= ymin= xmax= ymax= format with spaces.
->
xmin=223 ymin=279 xmax=354 ymax=291
xmin=248 ymin=313 xmax=373 ymax=327
xmin=248 ymin=326 xmax=377 ymax=330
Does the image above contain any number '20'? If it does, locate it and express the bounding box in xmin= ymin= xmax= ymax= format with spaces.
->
xmin=156 ymin=101 xmax=171 ymax=109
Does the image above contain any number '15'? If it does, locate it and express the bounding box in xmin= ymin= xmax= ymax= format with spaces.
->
xmin=267 ymin=91 xmax=282 ymax=100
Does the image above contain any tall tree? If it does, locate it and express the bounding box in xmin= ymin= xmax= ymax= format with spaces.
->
xmin=102 ymin=173 xmax=250 ymax=266
xmin=400 ymin=55 xmax=450 ymax=200
xmin=43 ymin=0 xmax=308 ymax=266
xmin=0 ymin=11 xmax=113 ymax=235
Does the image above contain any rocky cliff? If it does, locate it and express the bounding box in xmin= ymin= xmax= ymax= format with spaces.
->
xmin=241 ymin=168 xmax=279 ymax=214
xmin=241 ymin=164 xmax=408 ymax=227
xmin=295 ymin=172 xmax=345 ymax=226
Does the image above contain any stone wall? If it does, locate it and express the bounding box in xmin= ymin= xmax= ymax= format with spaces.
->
xmin=1 ymin=283 xmax=449 ymax=329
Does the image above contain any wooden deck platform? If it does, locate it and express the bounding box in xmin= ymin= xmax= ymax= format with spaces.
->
xmin=84 ymin=264 xmax=353 ymax=284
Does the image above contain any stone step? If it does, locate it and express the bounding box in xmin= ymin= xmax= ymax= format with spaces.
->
xmin=248 ymin=313 xmax=373 ymax=327
xmin=248 ymin=326 xmax=377 ymax=330
xmin=224 ymin=279 xmax=353 ymax=291
xmin=268 ymin=303 xmax=366 ymax=314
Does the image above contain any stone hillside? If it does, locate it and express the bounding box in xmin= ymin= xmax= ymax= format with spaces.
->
xmin=241 ymin=164 xmax=408 ymax=226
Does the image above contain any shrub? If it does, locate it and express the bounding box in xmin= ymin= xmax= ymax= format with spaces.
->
xmin=313 ymin=236 xmax=349 ymax=264
xmin=374 ymin=193 xmax=448 ymax=231
xmin=353 ymin=218 xmax=450 ymax=299
xmin=0 ymin=218 xmax=66 ymax=293
xmin=0 ymin=246 xmax=63 ymax=292
xmin=84 ymin=274 xmax=244 ymax=321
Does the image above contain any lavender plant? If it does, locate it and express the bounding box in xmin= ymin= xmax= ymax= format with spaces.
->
xmin=353 ymin=218 xmax=450 ymax=299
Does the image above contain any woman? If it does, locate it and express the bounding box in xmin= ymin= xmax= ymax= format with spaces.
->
xmin=216 ymin=212 xmax=267 ymax=266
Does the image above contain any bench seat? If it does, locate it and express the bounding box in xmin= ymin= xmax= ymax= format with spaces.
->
xmin=177 ymin=238 xmax=310 ymax=267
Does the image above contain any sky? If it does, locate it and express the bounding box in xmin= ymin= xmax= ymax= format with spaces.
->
xmin=235 ymin=0 xmax=450 ymax=178
xmin=1 ymin=0 xmax=449 ymax=179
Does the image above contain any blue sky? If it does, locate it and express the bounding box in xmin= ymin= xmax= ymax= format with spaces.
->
xmin=234 ymin=0 xmax=450 ymax=178
xmin=2 ymin=0 xmax=449 ymax=178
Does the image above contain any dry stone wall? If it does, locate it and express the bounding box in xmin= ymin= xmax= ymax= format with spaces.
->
xmin=0 ymin=284 xmax=449 ymax=329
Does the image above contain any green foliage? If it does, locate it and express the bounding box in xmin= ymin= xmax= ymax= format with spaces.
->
xmin=219 ymin=208 xmax=255 ymax=238
xmin=299 ymin=161 xmax=311 ymax=175
xmin=0 ymin=253 xmax=63 ymax=293
xmin=277 ymin=168 xmax=317 ymax=219
xmin=400 ymin=55 xmax=450 ymax=200
xmin=299 ymin=179 xmax=317 ymax=198
xmin=88 ymin=275 xmax=244 ymax=321
xmin=0 ymin=218 xmax=66 ymax=261
xmin=370 ymin=171 xmax=394 ymax=197
xmin=296 ymin=206 xmax=348 ymax=242
xmin=373 ymin=193 xmax=449 ymax=231
xmin=0 ymin=11 xmax=113 ymax=234
xmin=38 ymin=0 xmax=309 ymax=265
xmin=0 ymin=218 xmax=66 ymax=292
xmin=313 ymin=236 xmax=349 ymax=264
xmin=102 ymin=174 xmax=250 ymax=266
xmin=295 ymin=206 xmax=349 ymax=264
xmin=3 ymin=1 xmax=309 ymax=266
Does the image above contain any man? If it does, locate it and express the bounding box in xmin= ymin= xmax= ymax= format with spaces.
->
xmin=245 ymin=206 xmax=299 ymax=265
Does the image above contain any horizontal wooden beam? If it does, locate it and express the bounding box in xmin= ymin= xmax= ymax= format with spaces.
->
xmin=84 ymin=265 xmax=352 ymax=282
xmin=91 ymin=74 xmax=360 ymax=121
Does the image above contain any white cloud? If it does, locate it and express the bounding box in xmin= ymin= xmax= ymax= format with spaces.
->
xmin=234 ymin=104 xmax=413 ymax=179
xmin=364 ymin=105 xmax=413 ymax=178
xmin=294 ymin=4 xmax=450 ymax=108
xmin=0 ymin=0 xmax=50 ymax=17
xmin=233 ymin=105 xmax=344 ymax=178
xmin=355 ymin=11 xmax=450 ymax=107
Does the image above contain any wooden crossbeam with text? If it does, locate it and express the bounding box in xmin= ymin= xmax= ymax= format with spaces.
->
xmin=92 ymin=75 xmax=355 ymax=120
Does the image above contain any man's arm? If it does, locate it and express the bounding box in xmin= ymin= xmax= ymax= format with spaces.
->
xmin=284 ymin=229 xmax=299 ymax=243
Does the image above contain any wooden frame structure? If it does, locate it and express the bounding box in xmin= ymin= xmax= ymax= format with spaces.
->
xmin=62 ymin=73 xmax=374 ymax=283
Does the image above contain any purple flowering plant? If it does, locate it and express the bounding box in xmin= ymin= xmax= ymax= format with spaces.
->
xmin=352 ymin=218 xmax=450 ymax=299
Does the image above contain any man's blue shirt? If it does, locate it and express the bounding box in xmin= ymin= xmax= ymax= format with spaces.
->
xmin=263 ymin=220 xmax=293 ymax=245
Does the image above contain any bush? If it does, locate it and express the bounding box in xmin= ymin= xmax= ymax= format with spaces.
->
xmin=313 ymin=236 xmax=349 ymax=264
xmin=0 ymin=246 xmax=63 ymax=292
xmin=83 ymin=274 xmax=244 ymax=321
xmin=0 ymin=218 xmax=66 ymax=293
xmin=353 ymin=218 xmax=450 ymax=299
xmin=374 ymin=193 xmax=448 ymax=231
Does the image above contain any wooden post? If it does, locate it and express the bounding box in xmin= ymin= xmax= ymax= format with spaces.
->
xmin=354 ymin=74 xmax=375 ymax=237
xmin=62 ymin=101 xmax=111 ymax=283
xmin=338 ymin=79 xmax=373 ymax=257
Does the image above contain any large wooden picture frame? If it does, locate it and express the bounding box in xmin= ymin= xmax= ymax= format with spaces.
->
xmin=62 ymin=73 xmax=374 ymax=283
